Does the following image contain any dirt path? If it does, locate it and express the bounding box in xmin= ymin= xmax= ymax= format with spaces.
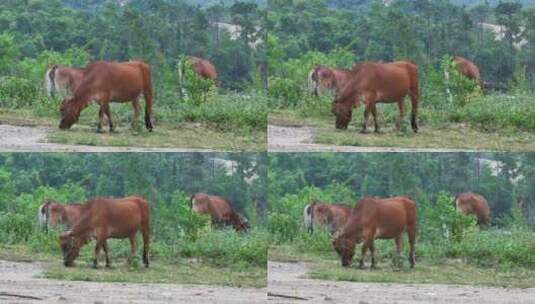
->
xmin=0 ymin=260 xmax=265 ymax=304
xmin=268 ymin=261 xmax=535 ymax=304
xmin=268 ymin=125 xmax=473 ymax=152
xmin=0 ymin=124 xmax=214 ymax=152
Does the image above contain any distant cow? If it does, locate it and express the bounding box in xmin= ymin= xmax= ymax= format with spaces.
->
xmin=455 ymin=192 xmax=490 ymax=225
xmin=308 ymin=66 xmax=353 ymax=97
xmin=303 ymin=200 xmax=352 ymax=234
xmin=332 ymin=61 xmax=419 ymax=133
xmin=332 ymin=196 xmax=417 ymax=268
xmin=189 ymin=193 xmax=249 ymax=232
xmin=179 ymin=56 xmax=218 ymax=84
xmin=451 ymin=56 xmax=484 ymax=88
xmin=38 ymin=200 xmax=84 ymax=233
xmin=59 ymin=60 xmax=154 ymax=132
xmin=60 ymin=196 xmax=150 ymax=268
xmin=45 ymin=65 xmax=84 ymax=98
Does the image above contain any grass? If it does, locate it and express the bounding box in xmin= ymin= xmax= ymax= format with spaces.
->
xmin=309 ymin=258 xmax=535 ymax=289
xmin=0 ymin=107 xmax=266 ymax=151
xmin=0 ymin=244 xmax=266 ymax=288
xmin=269 ymin=107 xmax=535 ymax=151
xmin=269 ymin=245 xmax=535 ymax=288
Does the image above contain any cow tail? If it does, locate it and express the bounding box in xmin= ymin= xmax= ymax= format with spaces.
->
xmin=46 ymin=65 xmax=58 ymax=98
xmin=409 ymin=64 xmax=419 ymax=132
xmin=140 ymin=198 xmax=150 ymax=267
xmin=142 ymin=63 xmax=154 ymax=132
xmin=304 ymin=204 xmax=313 ymax=233
xmin=189 ymin=194 xmax=195 ymax=209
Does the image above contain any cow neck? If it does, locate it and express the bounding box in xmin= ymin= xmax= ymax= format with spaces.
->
xmin=68 ymin=203 xmax=92 ymax=238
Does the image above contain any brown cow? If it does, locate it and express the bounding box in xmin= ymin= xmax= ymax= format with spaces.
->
xmin=332 ymin=197 xmax=417 ymax=268
xmin=59 ymin=196 xmax=150 ymax=268
xmin=452 ymin=56 xmax=484 ymax=89
xmin=38 ymin=201 xmax=84 ymax=232
xmin=189 ymin=193 xmax=249 ymax=232
xmin=332 ymin=61 xmax=419 ymax=133
xmin=455 ymin=192 xmax=490 ymax=225
xmin=45 ymin=65 xmax=84 ymax=98
xmin=179 ymin=56 xmax=218 ymax=84
xmin=309 ymin=66 xmax=353 ymax=97
xmin=304 ymin=200 xmax=352 ymax=234
xmin=59 ymin=60 xmax=154 ymax=132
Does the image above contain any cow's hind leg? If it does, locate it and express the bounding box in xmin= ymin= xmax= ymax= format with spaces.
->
xmin=408 ymin=229 xmax=416 ymax=268
xmin=131 ymin=98 xmax=140 ymax=130
xmin=102 ymin=240 xmax=111 ymax=268
xmin=359 ymin=242 xmax=369 ymax=269
xmin=396 ymin=100 xmax=405 ymax=132
xmin=128 ymin=234 xmax=137 ymax=266
xmin=93 ymin=241 xmax=102 ymax=268
xmin=369 ymin=240 xmax=377 ymax=269
xmin=394 ymin=235 xmax=403 ymax=269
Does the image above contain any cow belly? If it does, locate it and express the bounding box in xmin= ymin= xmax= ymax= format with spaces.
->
xmin=111 ymin=89 xmax=142 ymax=102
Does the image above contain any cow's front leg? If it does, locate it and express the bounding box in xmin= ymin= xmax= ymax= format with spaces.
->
xmin=97 ymin=105 xmax=105 ymax=133
xmin=371 ymin=104 xmax=379 ymax=133
xmin=361 ymin=105 xmax=371 ymax=134
xmin=102 ymin=102 xmax=114 ymax=132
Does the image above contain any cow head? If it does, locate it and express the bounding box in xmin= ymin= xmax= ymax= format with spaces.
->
xmin=60 ymin=232 xmax=81 ymax=267
xmin=310 ymin=66 xmax=337 ymax=96
xmin=59 ymin=98 xmax=81 ymax=129
xmin=332 ymin=231 xmax=355 ymax=267
xmin=332 ymin=101 xmax=352 ymax=130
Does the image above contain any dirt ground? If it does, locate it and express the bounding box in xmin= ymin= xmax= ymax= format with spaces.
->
xmin=0 ymin=124 xmax=214 ymax=152
xmin=0 ymin=260 xmax=266 ymax=304
xmin=267 ymin=125 xmax=472 ymax=152
xmin=268 ymin=261 xmax=535 ymax=304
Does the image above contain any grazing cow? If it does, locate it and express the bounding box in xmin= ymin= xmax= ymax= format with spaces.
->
xmin=38 ymin=201 xmax=84 ymax=232
xmin=332 ymin=61 xmax=419 ymax=133
xmin=451 ymin=56 xmax=484 ymax=89
xmin=179 ymin=56 xmax=218 ymax=84
xmin=45 ymin=65 xmax=84 ymax=98
xmin=303 ymin=200 xmax=352 ymax=234
xmin=59 ymin=196 xmax=150 ymax=268
xmin=189 ymin=193 xmax=249 ymax=232
xmin=332 ymin=197 xmax=417 ymax=268
xmin=455 ymin=192 xmax=490 ymax=225
xmin=308 ymin=66 xmax=353 ymax=97
xmin=59 ymin=60 xmax=154 ymax=132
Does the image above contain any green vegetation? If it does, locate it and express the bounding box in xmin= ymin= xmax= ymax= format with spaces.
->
xmin=0 ymin=1 xmax=267 ymax=150
xmin=268 ymin=153 xmax=535 ymax=287
xmin=0 ymin=153 xmax=268 ymax=287
xmin=268 ymin=1 xmax=535 ymax=150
